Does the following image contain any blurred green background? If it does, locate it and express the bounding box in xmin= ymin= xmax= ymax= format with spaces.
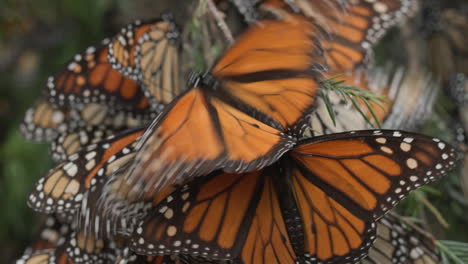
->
xmin=1 ymin=0 xmax=468 ymax=263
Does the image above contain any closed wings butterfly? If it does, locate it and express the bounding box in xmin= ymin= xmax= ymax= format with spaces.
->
xmin=130 ymin=130 xmax=457 ymax=264
xmin=20 ymin=16 xmax=181 ymax=161
xmin=107 ymin=15 xmax=326 ymax=204
xmin=361 ymin=214 xmax=440 ymax=264
xmin=108 ymin=14 xmax=181 ymax=110
xmin=28 ymin=127 xmax=145 ymax=214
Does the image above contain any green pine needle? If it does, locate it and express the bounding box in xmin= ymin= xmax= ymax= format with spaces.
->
xmin=437 ymin=240 xmax=468 ymax=264
xmin=319 ymin=75 xmax=387 ymax=128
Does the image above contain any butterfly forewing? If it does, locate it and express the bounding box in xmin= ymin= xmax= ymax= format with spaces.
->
xmin=260 ymin=0 xmax=418 ymax=72
xmin=114 ymin=15 xmax=324 ymax=206
xmin=213 ymin=15 xmax=325 ymax=130
xmin=48 ymin=40 xmax=150 ymax=107
xmin=291 ymin=130 xmax=458 ymax=220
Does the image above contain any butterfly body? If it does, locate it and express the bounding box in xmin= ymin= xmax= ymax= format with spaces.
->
xmin=106 ymin=15 xmax=325 ymax=203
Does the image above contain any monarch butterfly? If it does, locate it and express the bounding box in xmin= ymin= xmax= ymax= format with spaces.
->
xmin=130 ymin=129 xmax=457 ymax=264
xmin=16 ymin=223 xmax=212 ymax=264
xmin=16 ymin=230 xmax=121 ymax=264
xmin=119 ymin=215 xmax=441 ymax=264
xmin=28 ymin=127 xmax=145 ymax=215
xmin=108 ymin=14 xmax=181 ymax=109
xmin=229 ymin=0 xmax=418 ymax=72
xmin=104 ymin=14 xmax=326 ymax=206
xmin=361 ymin=214 xmax=440 ymax=264
xmin=20 ymin=39 xmax=153 ymax=143
xmin=20 ymin=16 xmax=181 ymax=161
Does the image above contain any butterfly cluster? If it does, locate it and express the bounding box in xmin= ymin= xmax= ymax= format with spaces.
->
xmin=16 ymin=1 xmax=458 ymax=264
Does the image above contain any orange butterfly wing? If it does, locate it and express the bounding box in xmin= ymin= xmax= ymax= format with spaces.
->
xmin=119 ymin=87 xmax=291 ymax=198
xmin=49 ymin=41 xmax=150 ymax=108
xmin=262 ymin=0 xmax=418 ymax=72
xmin=290 ymin=165 xmax=376 ymax=263
xmin=130 ymin=129 xmax=455 ymax=264
xmin=20 ymin=41 xmax=154 ymax=144
xmin=130 ymin=170 xmax=297 ymax=264
xmin=212 ymin=15 xmax=324 ymax=129
xmin=289 ymin=130 xmax=457 ymax=262
xmin=311 ymin=0 xmax=418 ymax=72
xmin=113 ymin=15 xmax=323 ymax=202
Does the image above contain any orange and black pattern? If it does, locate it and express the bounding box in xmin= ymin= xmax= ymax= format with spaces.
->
xmin=260 ymin=0 xmax=419 ymax=72
xmin=108 ymin=15 xmax=326 ymax=205
xmin=108 ymin=14 xmax=181 ymax=110
xmin=17 ymin=4 xmax=452 ymax=264
xmin=130 ymin=130 xmax=457 ymax=264
xmin=45 ymin=39 xmax=149 ymax=109
xmin=20 ymin=15 xmax=182 ymax=160
xmin=20 ymin=39 xmax=153 ymax=142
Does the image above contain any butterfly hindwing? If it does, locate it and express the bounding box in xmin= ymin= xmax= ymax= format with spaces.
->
xmin=50 ymin=126 xmax=114 ymax=162
xmin=19 ymin=42 xmax=153 ymax=148
xmin=108 ymin=15 xmax=181 ymax=110
xmin=28 ymin=127 xmax=145 ymax=214
xmin=361 ymin=214 xmax=440 ymax=264
xmin=130 ymin=170 xmax=297 ymax=263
